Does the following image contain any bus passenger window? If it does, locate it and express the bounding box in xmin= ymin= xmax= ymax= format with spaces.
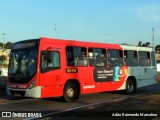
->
xmin=108 ymin=50 xmax=123 ymax=67
xmin=88 ymin=48 xmax=106 ymax=67
xmin=66 ymin=50 xmax=75 ymax=66
xmin=78 ymin=52 xmax=87 ymax=66
xmin=66 ymin=46 xmax=87 ymax=66
xmin=88 ymin=52 xmax=94 ymax=66
xmin=96 ymin=58 xmax=105 ymax=66
xmin=139 ymin=51 xmax=151 ymax=66
xmin=124 ymin=50 xmax=138 ymax=66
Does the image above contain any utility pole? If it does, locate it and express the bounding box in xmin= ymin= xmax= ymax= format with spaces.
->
xmin=55 ymin=24 xmax=57 ymax=31
xmin=152 ymin=28 xmax=154 ymax=48
xmin=54 ymin=24 xmax=57 ymax=37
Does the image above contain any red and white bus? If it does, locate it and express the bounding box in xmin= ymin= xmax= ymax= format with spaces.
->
xmin=7 ymin=37 xmax=157 ymax=102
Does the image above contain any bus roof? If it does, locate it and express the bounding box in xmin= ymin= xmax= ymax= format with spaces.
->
xmin=13 ymin=37 xmax=154 ymax=51
xmin=40 ymin=37 xmax=122 ymax=49
xmin=120 ymin=45 xmax=153 ymax=51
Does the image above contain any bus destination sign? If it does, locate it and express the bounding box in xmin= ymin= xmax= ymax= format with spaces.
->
xmin=12 ymin=41 xmax=38 ymax=49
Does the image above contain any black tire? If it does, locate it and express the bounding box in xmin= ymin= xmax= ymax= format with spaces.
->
xmin=125 ymin=79 xmax=136 ymax=94
xmin=63 ymin=82 xmax=79 ymax=102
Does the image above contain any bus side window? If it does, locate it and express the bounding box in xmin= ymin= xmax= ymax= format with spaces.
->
xmin=66 ymin=51 xmax=75 ymax=66
xmin=88 ymin=48 xmax=106 ymax=67
xmin=124 ymin=50 xmax=138 ymax=66
xmin=88 ymin=52 xmax=94 ymax=66
xmin=42 ymin=52 xmax=47 ymax=68
xmin=139 ymin=51 xmax=151 ymax=66
xmin=66 ymin=46 xmax=87 ymax=66
xmin=42 ymin=51 xmax=53 ymax=68
xmin=108 ymin=49 xmax=123 ymax=67
xmin=41 ymin=51 xmax=60 ymax=73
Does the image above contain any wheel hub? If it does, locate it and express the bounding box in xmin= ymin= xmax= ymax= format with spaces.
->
xmin=128 ymin=83 xmax=133 ymax=92
xmin=66 ymin=88 xmax=74 ymax=97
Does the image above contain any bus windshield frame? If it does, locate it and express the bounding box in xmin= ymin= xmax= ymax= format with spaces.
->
xmin=8 ymin=39 xmax=39 ymax=84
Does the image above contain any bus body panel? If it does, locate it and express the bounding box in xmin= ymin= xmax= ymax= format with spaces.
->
xmin=120 ymin=45 xmax=157 ymax=88
xmin=38 ymin=38 xmax=126 ymax=97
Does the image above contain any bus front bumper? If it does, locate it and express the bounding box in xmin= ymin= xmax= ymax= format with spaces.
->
xmin=7 ymin=86 xmax=42 ymax=98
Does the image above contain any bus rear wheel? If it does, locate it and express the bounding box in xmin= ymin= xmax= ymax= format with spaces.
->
xmin=63 ymin=82 xmax=79 ymax=102
xmin=125 ymin=79 xmax=136 ymax=94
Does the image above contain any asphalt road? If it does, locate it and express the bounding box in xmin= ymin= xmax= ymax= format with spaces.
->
xmin=0 ymin=82 xmax=160 ymax=119
xmin=0 ymin=77 xmax=7 ymax=86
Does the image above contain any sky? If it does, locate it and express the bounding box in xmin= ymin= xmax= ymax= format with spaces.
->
xmin=0 ymin=0 xmax=160 ymax=46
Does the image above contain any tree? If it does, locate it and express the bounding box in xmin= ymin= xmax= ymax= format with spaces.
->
xmin=0 ymin=42 xmax=3 ymax=48
xmin=0 ymin=55 xmax=7 ymax=61
xmin=138 ymin=41 xmax=142 ymax=46
xmin=0 ymin=42 xmax=13 ymax=49
xmin=155 ymin=45 xmax=160 ymax=52
xmin=142 ymin=42 xmax=150 ymax=47
xmin=138 ymin=41 xmax=150 ymax=47
xmin=0 ymin=55 xmax=7 ymax=65
xmin=5 ymin=42 xmax=13 ymax=49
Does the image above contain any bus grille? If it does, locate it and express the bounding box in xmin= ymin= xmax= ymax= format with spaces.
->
xmin=10 ymin=90 xmax=25 ymax=96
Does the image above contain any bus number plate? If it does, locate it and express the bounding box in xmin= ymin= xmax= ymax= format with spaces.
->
xmin=14 ymin=93 xmax=20 ymax=97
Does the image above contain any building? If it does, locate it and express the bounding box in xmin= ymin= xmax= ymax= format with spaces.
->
xmin=0 ymin=49 xmax=11 ymax=68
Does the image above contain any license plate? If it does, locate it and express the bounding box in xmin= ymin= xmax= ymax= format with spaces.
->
xmin=14 ymin=93 xmax=20 ymax=97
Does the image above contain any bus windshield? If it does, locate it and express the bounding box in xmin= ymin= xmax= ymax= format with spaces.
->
xmin=8 ymin=49 xmax=38 ymax=84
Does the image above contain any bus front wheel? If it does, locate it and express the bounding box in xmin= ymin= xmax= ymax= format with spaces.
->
xmin=63 ymin=81 xmax=79 ymax=102
xmin=125 ymin=79 xmax=136 ymax=94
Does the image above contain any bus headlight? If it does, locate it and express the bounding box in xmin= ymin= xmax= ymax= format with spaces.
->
xmin=28 ymin=80 xmax=36 ymax=89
